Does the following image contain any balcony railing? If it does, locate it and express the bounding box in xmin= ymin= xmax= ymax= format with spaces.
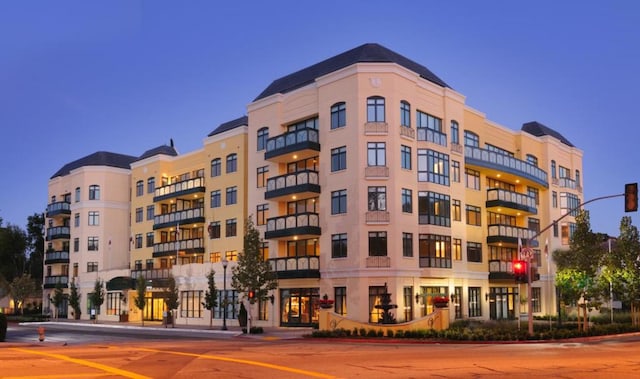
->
xmin=265 ymin=170 xmax=320 ymax=200
xmin=488 ymin=259 xmax=516 ymax=280
xmin=364 ymin=122 xmax=388 ymax=134
xmin=559 ymin=177 xmax=578 ymax=189
xmin=486 ymin=188 xmax=537 ymax=214
xmin=153 ymin=238 xmax=204 ymax=257
xmin=366 ymin=256 xmax=390 ymax=268
xmin=450 ymin=143 xmax=463 ymax=154
xmin=46 ymin=201 xmax=71 ymax=217
xmin=465 ymin=146 xmax=548 ymax=187
xmin=268 ymin=256 xmax=320 ymax=279
xmin=265 ymin=212 xmax=321 ymax=239
xmin=46 ymin=226 xmax=70 ymax=241
xmin=153 ymin=177 xmax=205 ymax=202
xmin=487 ymin=224 xmax=538 ymax=246
xmin=154 ymin=207 xmax=205 ymax=229
xmin=364 ymin=166 xmax=389 ymax=178
xmin=419 ymin=257 xmax=452 ymax=268
xmin=417 ymin=128 xmax=447 ymax=147
xmin=265 ymin=127 xmax=320 ymax=160
xmin=44 ymin=275 xmax=68 ymax=288
xmin=365 ymin=210 xmax=390 ymax=224
xmin=44 ymin=250 xmax=70 ymax=264
xmin=131 ymin=268 xmax=172 ymax=280
xmin=400 ymin=126 xmax=415 ymax=139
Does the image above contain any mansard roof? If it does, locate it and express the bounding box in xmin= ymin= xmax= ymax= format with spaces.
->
xmin=136 ymin=144 xmax=179 ymax=161
xmin=51 ymin=151 xmax=137 ymax=178
xmin=254 ymin=43 xmax=449 ymax=101
xmin=522 ymin=121 xmax=574 ymax=147
xmin=208 ymin=115 xmax=248 ymax=137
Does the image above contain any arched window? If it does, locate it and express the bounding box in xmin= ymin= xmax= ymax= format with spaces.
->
xmin=575 ymin=170 xmax=580 ymax=186
xmin=88 ymin=185 xmax=100 ymax=200
xmin=551 ymin=160 xmax=557 ymax=179
xmin=331 ymin=102 xmax=346 ymax=129
xmin=257 ymin=127 xmax=269 ymax=151
xmin=226 ymin=153 xmax=238 ymax=173
xmin=147 ymin=177 xmax=155 ymax=194
xmin=451 ymin=121 xmax=459 ymax=145
xmin=136 ymin=180 xmax=144 ymax=197
xmin=463 ymin=131 xmax=479 ymax=147
xmin=367 ymin=96 xmax=385 ymax=122
xmin=75 ymin=187 xmax=81 ymax=202
xmin=526 ymin=154 xmax=538 ymax=167
xmin=211 ymin=158 xmax=221 ymax=177
xmin=400 ymin=101 xmax=411 ymax=127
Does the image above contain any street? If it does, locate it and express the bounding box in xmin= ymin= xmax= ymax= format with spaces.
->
xmin=3 ymin=323 xmax=640 ymax=378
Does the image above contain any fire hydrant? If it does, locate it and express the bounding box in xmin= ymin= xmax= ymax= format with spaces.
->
xmin=37 ymin=327 xmax=45 ymax=342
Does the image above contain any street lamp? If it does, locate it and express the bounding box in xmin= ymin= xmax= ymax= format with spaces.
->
xmin=221 ymin=256 xmax=228 ymax=331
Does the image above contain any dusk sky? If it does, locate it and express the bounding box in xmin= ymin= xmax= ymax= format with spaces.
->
xmin=1 ymin=1 xmax=638 ymax=236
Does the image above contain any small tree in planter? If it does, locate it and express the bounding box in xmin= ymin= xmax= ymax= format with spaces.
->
xmin=51 ymin=282 xmax=65 ymax=319
xmin=88 ymin=279 xmax=104 ymax=323
xmin=163 ymin=274 xmax=179 ymax=328
xmin=69 ymin=279 xmax=81 ymax=320
xmin=202 ymin=270 xmax=218 ymax=329
xmin=134 ymin=275 xmax=146 ymax=326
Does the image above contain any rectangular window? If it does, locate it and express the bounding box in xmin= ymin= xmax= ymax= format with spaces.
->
xmin=531 ymin=287 xmax=541 ymax=313
xmin=367 ymin=97 xmax=385 ymax=122
xmin=257 ymin=166 xmax=268 ymax=188
xmin=136 ymin=181 xmax=144 ymax=196
xmin=146 ymin=232 xmax=154 ymax=247
xmin=452 ymin=238 xmax=462 ymax=260
xmin=552 ymin=191 xmax=558 ymax=208
xmin=367 ymin=186 xmax=386 ymax=211
xmin=226 ymin=154 xmax=237 ymax=173
xmin=331 ymin=102 xmax=346 ymax=129
xmin=73 ymin=263 xmax=78 ymax=277
xmin=417 ymin=149 xmax=449 ymax=185
xmin=106 ymin=293 xmax=120 ymax=316
xmin=367 ymin=142 xmax=386 ymax=166
xmin=419 ymin=234 xmax=451 ymax=268
xmin=145 ymin=259 xmax=153 ymax=269
xmin=400 ymin=101 xmax=411 ymax=127
xmin=146 ymin=205 xmax=154 ymax=221
xmin=88 ymin=237 xmax=99 ymax=251
xmin=402 ymin=232 xmax=413 ymax=257
xmin=467 ymin=241 xmax=482 ymax=262
xmin=368 ymin=231 xmax=387 ymax=256
xmin=401 ymin=145 xmax=411 ymax=170
xmin=226 ymin=219 xmax=237 ymax=237
xmin=73 ymin=238 xmax=79 ymax=252
xmin=401 ymin=188 xmax=412 ymax=213
xmin=89 ymin=185 xmax=100 ymax=200
xmin=135 ymin=234 xmax=142 ymax=249
xmin=560 ymin=192 xmax=581 ymax=216
xmin=418 ymin=191 xmax=451 ymax=226
xmin=452 ymin=199 xmax=461 ymax=221
xmin=416 ymin=110 xmax=442 ymax=131
xmin=335 ymin=287 xmax=347 ymax=316
xmin=256 ymin=204 xmax=269 ymax=226
xmin=331 ymin=233 xmax=347 ymax=258
xmin=331 ymin=146 xmax=347 ymax=172
xmin=226 ymin=186 xmax=238 ymax=205
xmin=87 ymin=262 xmax=98 ymax=272
xmin=135 ymin=207 xmax=143 ymax=223
xmin=211 ymin=158 xmax=221 ymax=177
xmin=88 ymin=211 xmax=99 ymax=226
xmin=180 ymin=291 xmax=203 ymax=318
xmin=210 ymin=190 xmax=221 ymax=208
xmin=403 ymin=286 xmax=414 ymax=322
xmin=465 ymin=205 xmax=481 ymax=226
xmin=465 ymin=168 xmax=480 ymax=190
xmin=208 ymin=222 xmax=221 ymax=239
xmin=369 ymin=285 xmax=386 ymax=323
xmin=452 ymin=161 xmax=460 ymax=183
xmin=468 ymin=287 xmax=482 ymax=317
xmin=74 ymin=213 xmax=80 ymax=227
xmin=331 ymin=189 xmax=347 ymax=214
xmin=147 ymin=177 xmax=155 ymax=194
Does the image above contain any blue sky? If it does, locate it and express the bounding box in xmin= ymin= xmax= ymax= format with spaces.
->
xmin=1 ymin=1 xmax=638 ymax=236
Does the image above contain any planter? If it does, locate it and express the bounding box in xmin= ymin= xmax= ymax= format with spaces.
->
xmin=434 ymin=302 xmax=449 ymax=308
xmin=119 ymin=313 xmax=129 ymax=322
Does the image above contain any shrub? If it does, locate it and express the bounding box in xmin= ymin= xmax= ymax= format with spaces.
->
xmin=249 ymin=326 xmax=263 ymax=334
xmin=366 ymin=329 xmax=377 ymax=337
xmin=0 ymin=313 xmax=7 ymax=342
xmin=359 ymin=328 xmax=367 ymax=337
xmin=395 ymin=330 xmax=404 ymax=338
xmin=386 ymin=329 xmax=394 ymax=338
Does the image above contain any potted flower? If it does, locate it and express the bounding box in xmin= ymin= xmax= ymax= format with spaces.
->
xmin=432 ymin=295 xmax=449 ymax=308
xmin=318 ymin=294 xmax=334 ymax=309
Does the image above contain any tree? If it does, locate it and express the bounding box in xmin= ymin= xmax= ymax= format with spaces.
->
xmin=231 ymin=217 xmax=278 ymax=331
xmin=134 ymin=275 xmax=147 ymax=326
xmin=202 ymin=270 xmax=217 ymax=328
xmin=69 ymin=279 xmax=81 ymax=320
xmin=607 ymin=217 xmax=640 ymax=325
xmin=9 ymin=274 xmax=36 ymax=315
xmin=88 ymin=279 xmax=105 ymax=323
xmin=163 ymin=274 xmax=179 ymax=328
xmin=0 ymin=223 xmax=27 ymax=284
xmin=25 ymin=213 xmax=45 ymax=289
xmin=51 ymin=282 xmax=65 ymax=319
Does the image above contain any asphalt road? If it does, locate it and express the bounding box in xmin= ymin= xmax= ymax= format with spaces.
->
xmin=4 ymin=323 xmax=640 ymax=378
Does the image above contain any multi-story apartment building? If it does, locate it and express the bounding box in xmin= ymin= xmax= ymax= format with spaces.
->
xmin=45 ymin=43 xmax=583 ymax=328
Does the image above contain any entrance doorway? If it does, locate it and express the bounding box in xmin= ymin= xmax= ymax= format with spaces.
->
xmin=143 ymin=293 xmax=166 ymax=321
xmin=488 ymin=287 xmax=518 ymax=320
xmin=280 ymin=288 xmax=319 ymax=327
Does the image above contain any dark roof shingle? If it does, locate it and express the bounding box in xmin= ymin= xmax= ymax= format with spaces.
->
xmin=208 ymin=115 xmax=248 ymax=137
xmin=522 ymin=121 xmax=574 ymax=147
xmin=254 ymin=43 xmax=449 ymax=101
xmin=136 ymin=145 xmax=179 ymax=162
xmin=51 ymin=151 xmax=137 ymax=179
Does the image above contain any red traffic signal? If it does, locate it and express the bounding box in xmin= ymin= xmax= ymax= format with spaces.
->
xmin=625 ymin=183 xmax=638 ymax=212
xmin=513 ymin=260 xmax=527 ymax=283
xmin=248 ymin=290 xmax=255 ymax=300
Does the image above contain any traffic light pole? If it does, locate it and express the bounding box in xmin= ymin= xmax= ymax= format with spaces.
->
xmin=523 ymin=192 xmax=624 ymax=336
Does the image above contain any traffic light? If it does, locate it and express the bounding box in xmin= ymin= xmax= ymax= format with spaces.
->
xmin=625 ymin=183 xmax=638 ymax=212
xmin=513 ymin=260 xmax=527 ymax=283
xmin=248 ymin=290 xmax=255 ymax=300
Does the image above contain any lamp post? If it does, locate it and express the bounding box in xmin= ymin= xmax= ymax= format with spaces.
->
xmin=221 ymin=256 xmax=228 ymax=330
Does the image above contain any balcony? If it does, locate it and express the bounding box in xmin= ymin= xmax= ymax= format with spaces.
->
xmin=153 ymin=207 xmax=205 ymax=230
xmin=365 ymin=210 xmax=390 ymax=224
xmin=417 ymin=128 xmax=447 ymax=147
xmin=130 ymin=268 xmax=172 ymax=288
xmin=488 ymin=260 xmax=517 ymax=280
xmin=46 ymin=201 xmax=71 ymax=217
xmin=46 ymin=226 xmax=70 ymax=241
xmin=152 ymin=238 xmax=204 ymax=258
xmin=450 ymin=143 xmax=463 ymax=155
xmin=558 ymin=177 xmax=582 ymax=192
xmin=364 ymin=122 xmax=388 ymax=135
xmin=465 ymin=146 xmax=548 ymax=188
xmin=364 ymin=166 xmax=389 ymax=179
xmin=265 ymin=127 xmax=320 ymax=162
xmin=486 ymin=188 xmax=537 ymax=215
xmin=44 ymin=250 xmax=70 ymax=264
xmin=265 ymin=212 xmax=321 ymax=240
xmin=366 ymin=256 xmax=390 ymax=268
xmin=153 ymin=177 xmax=205 ymax=202
xmin=419 ymin=257 xmax=452 ymax=268
xmin=487 ymin=224 xmax=539 ymax=246
xmin=400 ymin=126 xmax=415 ymax=139
xmin=265 ymin=170 xmax=320 ymax=201
xmin=268 ymin=256 xmax=320 ymax=279
xmin=44 ymin=275 xmax=68 ymax=289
